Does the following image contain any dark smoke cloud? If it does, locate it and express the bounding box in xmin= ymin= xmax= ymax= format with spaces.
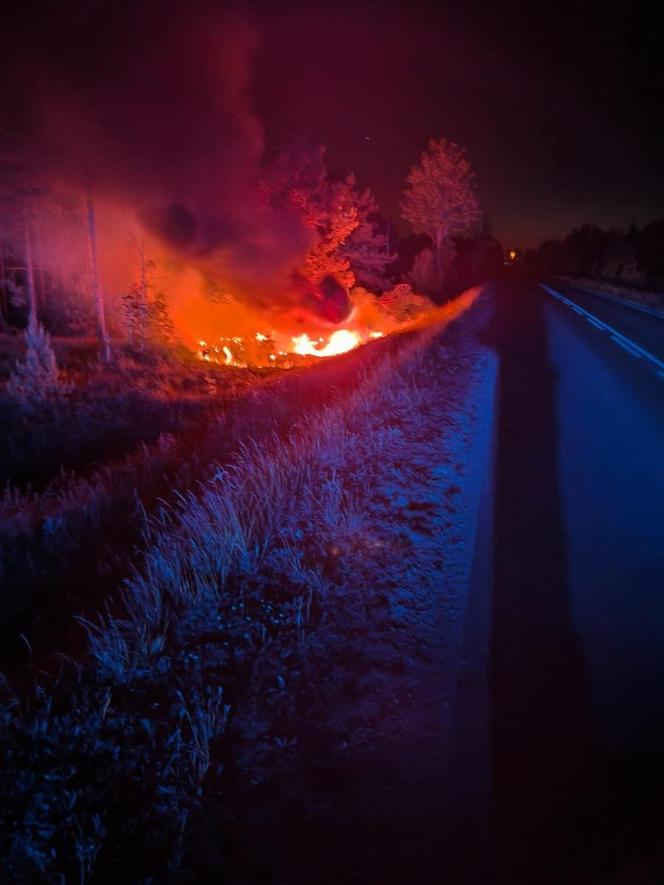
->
xmin=1 ymin=1 xmax=326 ymax=317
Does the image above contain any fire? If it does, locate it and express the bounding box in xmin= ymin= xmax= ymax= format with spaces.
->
xmin=291 ymin=328 xmax=361 ymax=358
xmin=198 ymin=337 xmax=248 ymax=367
xmin=198 ymin=325 xmax=375 ymax=367
xmin=195 ymin=302 xmax=392 ymax=368
xmin=176 ymin=269 xmax=399 ymax=370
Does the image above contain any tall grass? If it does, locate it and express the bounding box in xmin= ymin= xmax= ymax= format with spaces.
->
xmin=0 ymin=333 xmax=405 ymax=659
xmin=0 ymin=289 xmax=479 ymax=881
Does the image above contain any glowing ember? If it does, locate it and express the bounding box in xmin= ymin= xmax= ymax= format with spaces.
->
xmin=291 ymin=328 xmax=361 ymax=358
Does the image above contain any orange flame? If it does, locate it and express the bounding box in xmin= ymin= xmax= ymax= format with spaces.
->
xmin=291 ymin=328 xmax=362 ymax=358
xmin=192 ymin=288 xmax=398 ymax=368
xmin=198 ymin=324 xmax=376 ymax=367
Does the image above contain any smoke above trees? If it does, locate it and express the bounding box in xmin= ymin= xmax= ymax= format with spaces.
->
xmin=0 ymin=5 xmax=319 ymax=320
xmin=0 ymin=2 xmax=489 ymax=347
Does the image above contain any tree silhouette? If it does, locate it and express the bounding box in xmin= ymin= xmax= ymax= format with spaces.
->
xmin=401 ymin=138 xmax=481 ymax=287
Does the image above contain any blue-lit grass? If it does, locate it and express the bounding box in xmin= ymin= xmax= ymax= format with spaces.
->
xmin=1 ymin=322 xmax=454 ymax=881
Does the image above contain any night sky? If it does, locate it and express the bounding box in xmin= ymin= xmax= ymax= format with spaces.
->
xmin=253 ymin=0 xmax=664 ymax=247
xmin=2 ymin=0 xmax=663 ymax=250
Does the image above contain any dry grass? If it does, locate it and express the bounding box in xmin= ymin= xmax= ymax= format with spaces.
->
xmin=0 ymin=289 xmax=480 ymax=881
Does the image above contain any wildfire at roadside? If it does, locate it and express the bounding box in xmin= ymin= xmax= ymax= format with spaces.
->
xmin=198 ymin=324 xmax=385 ymax=368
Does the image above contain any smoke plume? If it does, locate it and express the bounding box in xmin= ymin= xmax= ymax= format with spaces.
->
xmin=1 ymin=2 xmax=349 ymax=327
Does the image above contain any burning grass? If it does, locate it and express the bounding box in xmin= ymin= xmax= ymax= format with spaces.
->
xmin=197 ymin=318 xmax=372 ymax=367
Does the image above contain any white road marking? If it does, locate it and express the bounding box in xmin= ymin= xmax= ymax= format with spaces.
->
xmin=540 ymin=284 xmax=664 ymax=374
xmin=610 ymin=335 xmax=643 ymax=359
xmin=560 ymin=281 xmax=664 ymax=321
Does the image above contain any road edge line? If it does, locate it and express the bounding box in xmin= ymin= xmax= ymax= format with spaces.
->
xmin=540 ymin=284 xmax=664 ymax=373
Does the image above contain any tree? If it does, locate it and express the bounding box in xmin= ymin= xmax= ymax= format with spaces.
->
xmin=401 ymin=138 xmax=481 ymax=289
xmin=262 ymin=146 xmax=356 ymax=287
xmin=340 ymin=187 xmax=396 ymax=291
xmin=635 ymin=220 xmax=664 ymax=276
xmin=464 ymin=215 xmax=504 ymax=280
xmin=122 ymin=239 xmax=173 ymax=349
xmin=300 ymin=173 xmax=358 ymax=288
xmin=122 ymin=239 xmax=152 ymax=349
xmin=599 ymin=230 xmax=637 ymax=280
xmin=0 ymin=150 xmax=47 ymax=329
xmin=21 ymin=201 xmax=38 ymax=327
xmin=122 ymin=281 xmax=149 ymax=348
xmin=562 ymin=224 xmax=608 ymax=276
xmin=262 ymin=146 xmax=393 ymax=292
xmin=409 ymin=243 xmax=455 ymax=297
xmin=8 ymin=315 xmax=63 ymax=408
xmin=147 ymin=290 xmax=174 ymax=345
xmin=85 ymin=194 xmax=111 ymax=362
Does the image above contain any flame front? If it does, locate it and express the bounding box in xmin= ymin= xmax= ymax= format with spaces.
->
xmin=199 ymin=325 xmax=376 ymax=367
xmin=291 ymin=328 xmax=362 ymax=358
xmin=193 ymin=291 xmax=397 ymax=368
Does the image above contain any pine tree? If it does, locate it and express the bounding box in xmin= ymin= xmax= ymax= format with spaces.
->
xmin=8 ymin=316 xmax=62 ymax=407
xmin=122 ymin=241 xmax=173 ymax=349
xmin=122 ymin=281 xmax=150 ymax=349
xmin=147 ymin=290 xmax=174 ymax=345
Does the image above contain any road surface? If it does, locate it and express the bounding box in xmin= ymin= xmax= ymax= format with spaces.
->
xmin=451 ymin=276 xmax=664 ymax=882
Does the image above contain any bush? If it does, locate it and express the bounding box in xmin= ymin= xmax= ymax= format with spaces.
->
xmin=409 ymin=243 xmax=456 ymax=298
xmin=42 ymin=287 xmax=97 ymax=337
xmin=379 ymin=283 xmax=434 ymax=323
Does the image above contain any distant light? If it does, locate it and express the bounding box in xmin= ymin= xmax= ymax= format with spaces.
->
xmin=509 ymin=249 xmax=517 ymax=260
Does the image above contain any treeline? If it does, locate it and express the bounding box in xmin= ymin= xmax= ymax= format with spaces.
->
xmin=525 ymin=220 xmax=664 ymax=288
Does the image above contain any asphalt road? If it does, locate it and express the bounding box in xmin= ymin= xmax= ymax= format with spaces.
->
xmin=469 ymin=276 xmax=664 ymax=882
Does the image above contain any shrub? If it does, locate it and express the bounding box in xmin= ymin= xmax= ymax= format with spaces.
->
xmin=379 ymin=283 xmax=435 ymax=323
